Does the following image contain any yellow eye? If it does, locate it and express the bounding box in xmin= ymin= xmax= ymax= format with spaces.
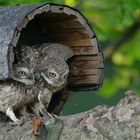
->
xmin=18 ymin=71 xmax=26 ymax=76
xmin=49 ymin=72 xmax=56 ymax=78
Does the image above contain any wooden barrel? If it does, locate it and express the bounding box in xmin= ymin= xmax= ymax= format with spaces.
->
xmin=0 ymin=3 xmax=104 ymax=90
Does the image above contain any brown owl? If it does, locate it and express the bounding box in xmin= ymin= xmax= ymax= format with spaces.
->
xmin=32 ymin=57 xmax=69 ymax=116
xmin=0 ymin=47 xmax=39 ymax=124
xmin=0 ymin=79 xmax=39 ymax=125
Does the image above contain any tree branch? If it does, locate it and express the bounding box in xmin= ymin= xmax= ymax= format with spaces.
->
xmin=1 ymin=91 xmax=140 ymax=139
xmin=104 ymin=21 xmax=140 ymax=60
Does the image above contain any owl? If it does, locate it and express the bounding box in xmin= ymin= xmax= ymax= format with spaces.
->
xmin=13 ymin=45 xmax=40 ymax=86
xmin=31 ymin=57 xmax=69 ymax=116
xmin=0 ymin=47 xmax=39 ymax=124
xmin=0 ymin=60 xmax=39 ymax=125
xmin=0 ymin=79 xmax=39 ymax=125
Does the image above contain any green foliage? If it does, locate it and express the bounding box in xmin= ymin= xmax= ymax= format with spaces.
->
xmin=0 ymin=0 xmax=140 ymax=114
xmin=0 ymin=0 xmax=65 ymax=5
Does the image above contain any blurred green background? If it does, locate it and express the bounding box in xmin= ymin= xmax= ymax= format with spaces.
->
xmin=1 ymin=0 xmax=140 ymax=115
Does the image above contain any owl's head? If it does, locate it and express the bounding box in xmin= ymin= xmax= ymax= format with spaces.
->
xmin=12 ymin=63 xmax=35 ymax=86
xmin=37 ymin=58 xmax=69 ymax=88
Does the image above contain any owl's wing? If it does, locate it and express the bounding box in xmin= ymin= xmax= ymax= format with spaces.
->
xmin=38 ymin=43 xmax=74 ymax=61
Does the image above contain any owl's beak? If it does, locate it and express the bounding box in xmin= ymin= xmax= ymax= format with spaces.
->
xmin=34 ymin=72 xmax=41 ymax=81
xmin=25 ymin=80 xmax=35 ymax=86
xmin=40 ymin=72 xmax=47 ymax=82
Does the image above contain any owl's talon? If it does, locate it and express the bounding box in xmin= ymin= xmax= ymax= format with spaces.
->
xmin=6 ymin=119 xmax=23 ymax=131
xmin=16 ymin=119 xmax=24 ymax=126
xmin=51 ymin=113 xmax=58 ymax=118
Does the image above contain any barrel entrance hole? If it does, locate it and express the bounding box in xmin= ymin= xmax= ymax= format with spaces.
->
xmin=17 ymin=12 xmax=78 ymax=47
xmin=11 ymin=6 xmax=103 ymax=91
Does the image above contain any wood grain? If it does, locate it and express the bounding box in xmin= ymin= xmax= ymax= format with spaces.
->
xmin=69 ymin=69 xmax=102 ymax=76
xmin=68 ymin=75 xmax=99 ymax=85
xmin=71 ymin=46 xmax=98 ymax=55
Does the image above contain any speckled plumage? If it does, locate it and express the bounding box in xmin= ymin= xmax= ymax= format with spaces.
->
xmin=15 ymin=45 xmax=39 ymax=69
xmin=0 ymin=82 xmax=38 ymax=111
xmin=35 ymin=58 xmax=69 ymax=115
xmin=0 ymin=81 xmax=39 ymax=124
xmin=0 ymin=46 xmax=39 ymax=124
xmin=35 ymin=43 xmax=74 ymax=61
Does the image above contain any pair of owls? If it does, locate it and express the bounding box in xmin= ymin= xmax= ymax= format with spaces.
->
xmin=0 ymin=43 xmax=73 ymax=125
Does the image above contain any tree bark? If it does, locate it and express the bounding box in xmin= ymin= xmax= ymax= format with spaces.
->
xmin=0 ymin=90 xmax=140 ymax=140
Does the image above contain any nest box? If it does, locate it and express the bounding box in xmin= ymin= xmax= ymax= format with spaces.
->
xmin=0 ymin=3 xmax=104 ymax=91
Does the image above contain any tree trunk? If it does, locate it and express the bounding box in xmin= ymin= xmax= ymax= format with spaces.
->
xmin=0 ymin=90 xmax=139 ymax=140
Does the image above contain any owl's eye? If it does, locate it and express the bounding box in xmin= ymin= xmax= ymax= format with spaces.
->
xmin=48 ymin=72 xmax=56 ymax=78
xmin=18 ymin=71 xmax=26 ymax=76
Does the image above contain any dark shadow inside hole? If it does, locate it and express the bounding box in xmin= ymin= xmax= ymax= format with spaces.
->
xmin=17 ymin=18 xmax=52 ymax=47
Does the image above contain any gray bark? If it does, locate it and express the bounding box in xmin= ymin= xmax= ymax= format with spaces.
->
xmin=0 ymin=3 xmax=45 ymax=80
xmin=0 ymin=90 xmax=140 ymax=140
